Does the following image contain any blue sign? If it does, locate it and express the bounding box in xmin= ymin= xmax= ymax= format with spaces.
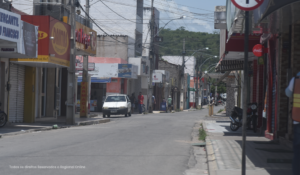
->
xmin=118 ymin=64 xmax=132 ymax=78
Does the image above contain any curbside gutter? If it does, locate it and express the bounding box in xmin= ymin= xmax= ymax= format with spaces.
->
xmin=0 ymin=118 xmax=110 ymax=139
xmin=202 ymin=121 xmax=218 ymax=175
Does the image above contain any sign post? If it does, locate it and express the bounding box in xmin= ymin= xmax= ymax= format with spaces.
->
xmin=231 ymin=1 xmax=264 ymax=175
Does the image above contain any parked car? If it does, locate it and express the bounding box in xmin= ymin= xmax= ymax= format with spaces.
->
xmin=102 ymin=94 xmax=131 ymax=118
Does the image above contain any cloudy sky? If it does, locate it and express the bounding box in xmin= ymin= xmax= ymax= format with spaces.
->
xmin=11 ymin=0 xmax=225 ymax=33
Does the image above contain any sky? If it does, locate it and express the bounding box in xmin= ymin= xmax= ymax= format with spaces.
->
xmin=149 ymin=0 xmax=226 ymax=33
xmin=11 ymin=0 xmax=226 ymax=33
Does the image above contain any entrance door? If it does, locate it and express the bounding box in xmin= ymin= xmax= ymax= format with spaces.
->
xmin=0 ymin=62 xmax=5 ymax=111
xmin=41 ymin=68 xmax=47 ymax=117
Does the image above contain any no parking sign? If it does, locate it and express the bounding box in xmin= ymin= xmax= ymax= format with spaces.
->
xmin=231 ymin=0 xmax=264 ymax=11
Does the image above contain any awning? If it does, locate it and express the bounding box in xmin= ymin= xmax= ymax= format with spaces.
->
xmin=78 ymin=77 xmax=111 ymax=83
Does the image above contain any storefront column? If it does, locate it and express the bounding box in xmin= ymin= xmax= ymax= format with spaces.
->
xmin=24 ymin=67 xmax=36 ymax=123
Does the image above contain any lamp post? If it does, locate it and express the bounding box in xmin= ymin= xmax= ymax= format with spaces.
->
xmin=148 ymin=10 xmax=185 ymax=112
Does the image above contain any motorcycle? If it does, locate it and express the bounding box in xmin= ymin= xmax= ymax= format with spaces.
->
xmin=215 ymin=99 xmax=225 ymax=106
xmin=229 ymin=103 xmax=258 ymax=133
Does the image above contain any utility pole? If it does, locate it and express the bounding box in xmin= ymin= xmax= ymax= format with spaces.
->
xmin=66 ymin=0 xmax=77 ymax=124
xmin=80 ymin=0 xmax=90 ymax=118
xmin=181 ymin=38 xmax=185 ymax=110
xmin=148 ymin=0 xmax=155 ymax=113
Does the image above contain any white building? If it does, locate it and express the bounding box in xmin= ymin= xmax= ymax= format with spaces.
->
xmin=90 ymin=0 xmax=144 ymax=56
xmin=162 ymin=56 xmax=195 ymax=76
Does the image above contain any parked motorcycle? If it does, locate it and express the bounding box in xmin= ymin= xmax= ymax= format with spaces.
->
xmin=215 ymin=99 xmax=225 ymax=106
xmin=229 ymin=103 xmax=258 ymax=133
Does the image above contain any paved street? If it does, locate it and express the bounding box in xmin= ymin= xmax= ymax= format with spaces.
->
xmin=0 ymin=106 xmax=223 ymax=175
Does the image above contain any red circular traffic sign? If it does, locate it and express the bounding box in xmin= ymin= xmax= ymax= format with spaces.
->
xmin=253 ymin=44 xmax=264 ymax=57
xmin=231 ymin=0 xmax=264 ymax=11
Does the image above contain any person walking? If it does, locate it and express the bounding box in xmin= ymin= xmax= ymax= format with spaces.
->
xmin=138 ymin=92 xmax=144 ymax=114
xmin=285 ymin=71 xmax=300 ymax=175
xmin=167 ymin=95 xmax=172 ymax=112
xmin=152 ymin=94 xmax=156 ymax=111
xmin=130 ymin=93 xmax=136 ymax=114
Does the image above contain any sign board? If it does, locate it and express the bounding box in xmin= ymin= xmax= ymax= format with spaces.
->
xmin=87 ymin=63 xmax=137 ymax=79
xmin=153 ymin=70 xmax=170 ymax=82
xmin=80 ymin=82 xmax=88 ymax=117
xmin=76 ymin=63 xmax=95 ymax=71
xmin=152 ymin=72 xmax=165 ymax=83
xmin=0 ymin=9 xmax=38 ymax=57
xmin=231 ymin=0 xmax=264 ymax=11
xmin=75 ymin=22 xmax=97 ymax=55
xmin=12 ymin=16 xmax=70 ymax=67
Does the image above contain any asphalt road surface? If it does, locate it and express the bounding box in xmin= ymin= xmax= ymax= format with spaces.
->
xmin=0 ymin=106 xmax=223 ymax=175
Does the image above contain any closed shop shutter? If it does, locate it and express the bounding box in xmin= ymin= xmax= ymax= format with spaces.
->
xmin=8 ymin=64 xmax=25 ymax=122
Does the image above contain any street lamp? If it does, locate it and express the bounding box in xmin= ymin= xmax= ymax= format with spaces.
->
xmin=154 ymin=16 xmax=186 ymax=38
xmin=199 ymin=56 xmax=218 ymax=70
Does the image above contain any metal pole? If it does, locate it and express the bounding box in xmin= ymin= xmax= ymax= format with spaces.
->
xmin=242 ymin=10 xmax=249 ymax=175
xmin=148 ymin=0 xmax=154 ymax=113
xmin=182 ymin=38 xmax=185 ymax=110
xmin=66 ymin=0 xmax=76 ymax=124
xmin=80 ymin=0 xmax=90 ymax=118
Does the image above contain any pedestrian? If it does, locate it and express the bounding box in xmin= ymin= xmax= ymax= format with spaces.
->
xmin=130 ymin=93 xmax=136 ymax=114
xmin=138 ymin=92 xmax=144 ymax=114
xmin=152 ymin=94 xmax=156 ymax=110
xmin=285 ymin=71 xmax=300 ymax=175
xmin=167 ymin=95 xmax=172 ymax=112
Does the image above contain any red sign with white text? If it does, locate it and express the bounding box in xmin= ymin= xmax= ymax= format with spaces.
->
xmin=253 ymin=44 xmax=264 ymax=57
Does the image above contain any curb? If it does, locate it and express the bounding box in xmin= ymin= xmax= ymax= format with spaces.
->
xmin=202 ymin=121 xmax=218 ymax=175
xmin=75 ymin=119 xmax=110 ymax=126
xmin=0 ymin=119 xmax=110 ymax=139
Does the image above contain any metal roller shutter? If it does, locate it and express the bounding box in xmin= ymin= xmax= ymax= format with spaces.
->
xmin=8 ymin=64 xmax=25 ymax=123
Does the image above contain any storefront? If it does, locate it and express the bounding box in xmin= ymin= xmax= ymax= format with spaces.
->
xmin=10 ymin=15 xmax=70 ymax=122
xmin=76 ymin=63 xmax=137 ymax=112
xmin=0 ymin=8 xmax=39 ymax=123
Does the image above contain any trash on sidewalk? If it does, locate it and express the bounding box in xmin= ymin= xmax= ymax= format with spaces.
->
xmin=52 ymin=124 xmax=58 ymax=129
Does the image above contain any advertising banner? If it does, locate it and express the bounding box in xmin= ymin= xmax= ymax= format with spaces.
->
xmin=49 ymin=18 xmax=71 ymax=66
xmin=0 ymin=9 xmax=38 ymax=57
xmin=152 ymin=72 xmax=163 ymax=83
xmin=76 ymin=62 xmax=95 ymax=71
xmin=80 ymin=82 xmax=88 ymax=117
xmin=0 ymin=8 xmax=21 ymax=46
xmin=75 ymin=22 xmax=97 ymax=55
xmin=12 ymin=16 xmax=70 ymax=67
xmin=118 ymin=64 xmax=134 ymax=78
xmin=21 ymin=21 xmax=38 ymax=57
xmin=89 ymin=63 xmax=118 ymax=78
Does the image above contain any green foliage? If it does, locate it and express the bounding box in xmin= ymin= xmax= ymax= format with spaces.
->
xmin=209 ymin=79 xmax=227 ymax=94
xmin=199 ymin=123 xmax=207 ymax=141
xmin=158 ymin=27 xmax=220 ymax=70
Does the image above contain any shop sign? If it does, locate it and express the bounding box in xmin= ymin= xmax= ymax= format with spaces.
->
xmin=0 ymin=8 xmax=20 ymax=44
xmin=152 ymin=72 xmax=163 ymax=83
xmin=253 ymin=44 xmax=267 ymax=57
xmin=80 ymin=82 xmax=88 ymax=117
xmin=0 ymin=9 xmax=38 ymax=57
xmin=76 ymin=62 xmax=95 ymax=71
xmin=75 ymin=22 xmax=97 ymax=55
xmin=118 ymin=64 xmax=138 ymax=79
xmin=12 ymin=16 xmax=70 ymax=67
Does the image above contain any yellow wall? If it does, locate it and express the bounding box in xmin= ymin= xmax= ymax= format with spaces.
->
xmin=24 ymin=67 xmax=36 ymax=123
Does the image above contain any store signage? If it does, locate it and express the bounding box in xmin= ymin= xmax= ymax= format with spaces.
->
xmin=0 ymin=48 xmax=15 ymax=52
xmin=38 ymin=31 xmax=48 ymax=40
xmin=0 ymin=9 xmax=20 ymax=42
xmin=152 ymin=72 xmax=163 ymax=83
xmin=76 ymin=62 xmax=95 ymax=71
xmin=11 ymin=16 xmax=70 ymax=66
xmin=252 ymin=44 xmax=267 ymax=57
xmin=80 ymin=82 xmax=88 ymax=117
xmin=231 ymin=0 xmax=264 ymax=11
xmin=75 ymin=22 xmax=97 ymax=55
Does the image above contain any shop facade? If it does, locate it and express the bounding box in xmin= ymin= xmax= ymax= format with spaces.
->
xmin=10 ymin=15 xmax=70 ymax=122
xmin=0 ymin=8 xmax=39 ymax=123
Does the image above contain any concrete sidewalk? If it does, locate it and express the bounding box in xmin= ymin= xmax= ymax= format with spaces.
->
xmin=203 ymin=120 xmax=293 ymax=175
xmin=0 ymin=116 xmax=110 ymax=138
